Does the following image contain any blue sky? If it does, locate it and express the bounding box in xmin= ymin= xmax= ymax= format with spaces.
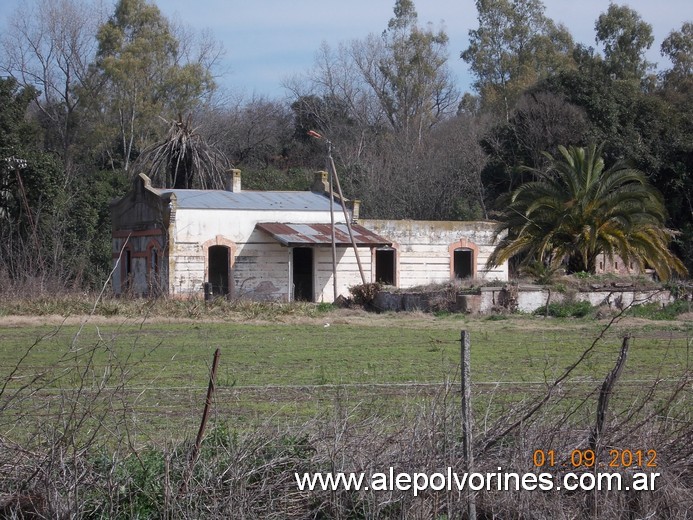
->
xmin=1 ymin=0 xmax=691 ymax=99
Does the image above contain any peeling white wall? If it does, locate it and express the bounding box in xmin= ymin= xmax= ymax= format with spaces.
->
xmin=169 ymin=207 xmax=371 ymax=301
xmin=479 ymin=286 xmax=674 ymax=314
xmin=362 ymin=219 xmax=508 ymax=287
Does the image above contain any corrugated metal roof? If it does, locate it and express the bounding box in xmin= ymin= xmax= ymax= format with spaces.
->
xmin=157 ymin=189 xmax=340 ymax=211
xmin=256 ymin=222 xmax=392 ymax=247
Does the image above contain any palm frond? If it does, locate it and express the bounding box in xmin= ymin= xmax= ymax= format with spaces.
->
xmin=487 ymin=143 xmax=687 ymax=280
xmin=133 ymin=114 xmax=231 ymax=189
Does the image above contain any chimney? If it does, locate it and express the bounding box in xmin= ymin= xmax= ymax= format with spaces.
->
xmin=225 ymin=169 xmax=241 ymax=192
xmin=349 ymin=199 xmax=361 ymax=223
xmin=311 ymin=171 xmax=329 ymax=195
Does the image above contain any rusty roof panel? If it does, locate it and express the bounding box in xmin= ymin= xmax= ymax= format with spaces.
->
xmin=256 ymin=222 xmax=392 ymax=247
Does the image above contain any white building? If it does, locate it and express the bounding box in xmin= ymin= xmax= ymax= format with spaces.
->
xmin=362 ymin=219 xmax=508 ymax=287
xmin=110 ymin=170 xmax=507 ymax=301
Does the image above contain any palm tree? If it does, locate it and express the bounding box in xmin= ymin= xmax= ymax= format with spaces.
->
xmin=487 ymin=144 xmax=687 ymax=280
xmin=135 ymin=114 xmax=230 ymax=189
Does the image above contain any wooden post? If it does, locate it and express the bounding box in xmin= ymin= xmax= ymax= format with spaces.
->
xmin=460 ymin=330 xmax=476 ymax=520
xmin=181 ymin=348 xmax=221 ymax=493
xmin=329 ymin=166 xmax=338 ymax=301
xmin=307 ymin=130 xmax=367 ymax=288
xmin=588 ymin=335 xmax=630 ymax=518
xmin=590 ymin=336 xmax=630 ymax=450
xmin=327 ymin=150 xmax=367 ymax=285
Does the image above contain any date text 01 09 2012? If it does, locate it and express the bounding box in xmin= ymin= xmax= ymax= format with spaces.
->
xmin=532 ymin=449 xmax=657 ymax=469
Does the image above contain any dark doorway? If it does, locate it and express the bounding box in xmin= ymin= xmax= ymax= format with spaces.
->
xmin=293 ymin=247 xmax=314 ymax=301
xmin=125 ymin=249 xmax=132 ymax=277
xmin=208 ymin=245 xmax=230 ymax=297
xmin=122 ymin=248 xmax=133 ymax=291
xmin=150 ymin=248 xmax=159 ymax=277
xmin=375 ymin=248 xmax=396 ymax=285
xmin=149 ymin=247 xmax=160 ymax=294
xmin=454 ymin=248 xmax=474 ymax=279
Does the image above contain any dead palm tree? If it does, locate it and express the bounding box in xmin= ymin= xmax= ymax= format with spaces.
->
xmin=487 ymin=144 xmax=687 ymax=280
xmin=135 ymin=114 xmax=230 ymax=189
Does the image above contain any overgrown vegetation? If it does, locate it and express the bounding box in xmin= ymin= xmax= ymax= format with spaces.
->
xmin=0 ymin=293 xmax=336 ymax=320
xmin=534 ymin=300 xmax=593 ymax=318
xmin=349 ymin=282 xmax=382 ymax=306
xmin=625 ymin=299 xmax=692 ymax=320
xmin=0 ymin=309 xmax=690 ymax=518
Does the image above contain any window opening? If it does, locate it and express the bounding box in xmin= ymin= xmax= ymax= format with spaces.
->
xmin=453 ymin=248 xmax=473 ymax=278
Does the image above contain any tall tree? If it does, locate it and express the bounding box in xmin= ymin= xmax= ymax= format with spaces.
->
xmin=462 ymin=0 xmax=574 ymax=118
xmin=0 ymin=78 xmax=41 ymax=223
xmin=0 ymin=77 xmax=68 ymax=288
xmin=488 ymin=144 xmax=686 ymax=280
xmin=531 ymin=43 xmax=693 ymax=272
xmin=94 ymin=0 xmax=215 ymax=172
xmin=657 ymin=22 xmax=693 ymax=272
xmin=481 ymin=90 xmax=589 ymax=197
xmin=289 ymin=1 xmax=458 ymax=140
xmin=660 ymin=22 xmax=693 ymax=89
xmin=285 ymin=1 xmax=472 ymax=219
xmin=1 ymin=0 xmax=105 ymax=177
xmin=594 ymin=3 xmax=654 ymax=82
xmin=355 ymin=0 xmax=459 ymax=140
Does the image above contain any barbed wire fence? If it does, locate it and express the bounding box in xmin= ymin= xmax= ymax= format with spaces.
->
xmin=0 ymin=314 xmax=691 ymax=518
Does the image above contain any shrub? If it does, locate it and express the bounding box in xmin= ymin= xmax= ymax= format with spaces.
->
xmin=626 ymin=300 xmax=691 ymax=320
xmin=315 ymin=302 xmax=333 ymax=313
xmin=535 ymin=300 xmax=592 ymax=318
xmin=349 ymin=282 xmax=382 ymax=305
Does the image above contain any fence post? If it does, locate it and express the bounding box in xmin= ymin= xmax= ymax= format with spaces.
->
xmin=590 ymin=335 xmax=630 ymax=451
xmin=588 ymin=335 xmax=630 ymax=518
xmin=180 ymin=347 xmax=221 ymax=494
xmin=461 ymin=330 xmax=476 ymax=520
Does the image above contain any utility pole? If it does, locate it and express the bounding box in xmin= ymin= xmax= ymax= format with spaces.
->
xmin=308 ymin=131 xmax=367 ymax=286
xmin=328 ymin=155 xmax=338 ymax=301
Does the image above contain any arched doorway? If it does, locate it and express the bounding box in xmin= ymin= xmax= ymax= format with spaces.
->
xmin=375 ymin=247 xmax=397 ymax=286
xmin=292 ymin=247 xmax=314 ymax=301
xmin=208 ymin=245 xmax=230 ymax=297
xmin=449 ymin=239 xmax=478 ymax=280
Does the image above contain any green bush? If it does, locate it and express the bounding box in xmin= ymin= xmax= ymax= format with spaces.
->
xmin=108 ymin=449 xmax=166 ymax=519
xmin=626 ymin=300 xmax=691 ymax=320
xmin=316 ymin=302 xmax=333 ymax=313
xmin=535 ymin=300 xmax=593 ymax=318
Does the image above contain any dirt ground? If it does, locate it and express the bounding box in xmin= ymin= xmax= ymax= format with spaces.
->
xmin=2 ymin=308 xmax=691 ymax=334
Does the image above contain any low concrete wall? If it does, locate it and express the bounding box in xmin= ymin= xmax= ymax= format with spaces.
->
xmin=521 ymin=288 xmax=672 ymax=313
xmin=373 ymin=286 xmax=673 ymax=314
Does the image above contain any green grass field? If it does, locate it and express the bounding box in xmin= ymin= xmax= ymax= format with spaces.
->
xmin=1 ymin=308 xmax=690 ymax=442
xmin=0 ymin=303 xmax=691 ymax=519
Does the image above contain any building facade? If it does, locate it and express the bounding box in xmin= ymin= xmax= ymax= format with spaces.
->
xmin=363 ymin=219 xmax=508 ymax=287
xmin=110 ymin=170 xmax=508 ymax=302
